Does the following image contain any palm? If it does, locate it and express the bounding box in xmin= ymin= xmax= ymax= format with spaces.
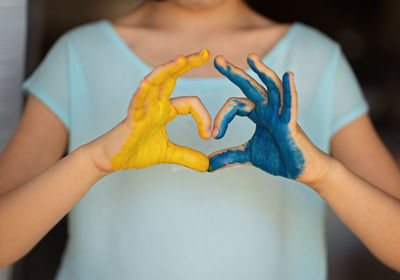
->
xmin=106 ymin=50 xmax=211 ymax=172
xmin=248 ymin=113 xmax=300 ymax=178
xmin=118 ymin=118 xmax=172 ymax=170
xmin=209 ymin=55 xmax=305 ymax=179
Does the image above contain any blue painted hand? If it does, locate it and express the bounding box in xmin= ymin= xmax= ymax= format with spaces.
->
xmin=209 ymin=54 xmax=327 ymax=183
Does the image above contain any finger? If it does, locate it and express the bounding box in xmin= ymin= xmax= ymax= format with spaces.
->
xmin=212 ymin=98 xmax=254 ymax=139
xmin=144 ymin=56 xmax=188 ymax=86
xmin=208 ymin=143 xmax=251 ymax=172
xmin=147 ymin=85 xmax=160 ymax=108
xmin=159 ymin=77 xmax=177 ymax=102
xmin=159 ymin=49 xmax=210 ymax=101
xmin=172 ymin=49 xmax=210 ymax=79
xmin=214 ymin=55 xmax=267 ymax=103
xmin=128 ymin=81 xmax=151 ymax=120
xmin=129 ymin=50 xmax=209 ymax=120
xmin=130 ymin=56 xmax=187 ymax=120
xmin=170 ymin=96 xmax=212 ymax=139
xmin=281 ymin=72 xmax=298 ymax=124
xmin=165 ymin=142 xmax=209 ymax=172
xmin=247 ymin=54 xmax=283 ymax=113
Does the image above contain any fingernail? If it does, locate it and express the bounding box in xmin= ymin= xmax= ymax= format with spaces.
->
xmin=248 ymin=53 xmax=258 ymax=62
xmin=200 ymin=49 xmax=208 ymax=56
xmin=215 ymin=55 xmax=226 ymax=66
xmin=176 ymin=56 xmax=186 ymax=65
xmin=212 ymin=127 xmax=219 ymax=138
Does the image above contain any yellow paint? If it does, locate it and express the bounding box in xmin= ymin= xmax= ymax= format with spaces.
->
xmin=110 ymin=49 xmax=210 ymax=172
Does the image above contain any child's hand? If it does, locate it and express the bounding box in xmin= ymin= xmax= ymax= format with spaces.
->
xmin=209 ymin=54 xmax=328 ymax=184
xmin=90 ymin=50 xmax=211 ymax=173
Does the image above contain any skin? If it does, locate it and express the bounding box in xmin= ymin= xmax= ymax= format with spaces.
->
xmin=0 ymin=0 xmax=400 ymax=272
xmin=0 ymin=50 xmax=213 ymax=266
xmin=209 ymin=55 xmax=306 ymax=179
xmin=112 ymin=0 xmax=291 ymax=77
xmin=209 ymin=54 xmax=400 ymax=271
xmin=105 ymin=49 xmax=211 ymax=172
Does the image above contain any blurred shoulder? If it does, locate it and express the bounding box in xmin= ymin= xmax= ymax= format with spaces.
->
xmin=57 ymin=20 xmax=111 ymax=45
xmin=289 ymin=22 xmax=341 ymax=60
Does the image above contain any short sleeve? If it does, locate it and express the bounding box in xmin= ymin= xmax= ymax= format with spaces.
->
xmin=329 ymin=47 xmax=369 ymax=137
xmin=22 ymin=35 xmax=70 ymax=130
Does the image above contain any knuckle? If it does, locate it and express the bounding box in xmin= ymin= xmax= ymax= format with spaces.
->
xmin=227 ymin=97 xmax=238 ymax=103
xmin=189 ymin=96 xmax=201 ymax=105
xmin=175 ymin=55 xmax=187 ymax=65
xmin=142 ymin=75 xmax=154 ymax=84
xmin=139 ymin=80 xmax=148 ymax=87
xmin=151 ymin=66 xmax=162 ymax=75
xmin=139 ymin=80 xmax=152 ymax=89
xmin=191 ymin=95 xmax=200 ymax=101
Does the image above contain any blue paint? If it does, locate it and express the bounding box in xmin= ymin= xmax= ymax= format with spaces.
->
xmin=281 ymin=72 xmax=292 ymax=123
xmin=247 ymin=58 xmax=281 ymax=113
xmin=209 ymin=58 xmax=305 ymax=179
xmin=214 ymin=60 xmax=266 ymax=103
xmin=215 ymin=100 xmax=252 ymax=139
xmin=208 ymin=144 xmax=250 ymax=172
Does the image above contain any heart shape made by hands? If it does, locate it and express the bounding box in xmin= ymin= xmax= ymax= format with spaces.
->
xmin=106 ymin=49 xmax=320 ymax=183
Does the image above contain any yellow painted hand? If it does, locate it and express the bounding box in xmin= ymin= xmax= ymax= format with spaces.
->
xmin=93 ymin=50 xmax=211 ymax=172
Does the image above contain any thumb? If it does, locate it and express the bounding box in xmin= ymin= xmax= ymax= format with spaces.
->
xmin=208 ymin=143 xmax=251 ymax=172
xmin=165 ymin=141 xmax=209 ymax=172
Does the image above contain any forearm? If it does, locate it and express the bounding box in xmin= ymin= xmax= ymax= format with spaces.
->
xmin=310 ymin=157 xmax=400 ymax=272
xmin=0 ymin=143 xmax=109 ymax=267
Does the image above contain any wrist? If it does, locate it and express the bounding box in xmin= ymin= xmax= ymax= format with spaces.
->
xmin=73 ymin=142 xmax=113 ymax=180
xmin=306 ymin=154 xmax=342 ymax=194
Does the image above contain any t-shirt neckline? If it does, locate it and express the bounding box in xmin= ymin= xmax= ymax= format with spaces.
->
xmin=101 ymin=19 xmax=299 ymax=87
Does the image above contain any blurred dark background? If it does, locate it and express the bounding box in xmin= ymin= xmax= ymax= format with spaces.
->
xmin=12 ymin=0 xmax=400 ymax=279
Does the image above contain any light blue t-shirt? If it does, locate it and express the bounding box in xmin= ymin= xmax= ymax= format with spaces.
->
xmin=23 ymin=20 xmax=368 ymax=280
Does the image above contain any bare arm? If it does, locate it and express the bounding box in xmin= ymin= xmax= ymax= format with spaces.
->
xmin=319 ymin=114 xmax=400 ymax=271
xmin=0 ymin=95 xmax=108 ymax=267
xmin=330 ymin=114 xmax=400 ymax=199
xmin=0 ymin=50 xmax=212 ymax=268
xmin=0 ymin=130 xmax=107 ymax=267
xmin=0 ymin=95 xmax=68 ymax=195
xmin=314 ymin=149 xmax=400 ymax=272
xmin=209 ymin=55 xmax=400 ymax=272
